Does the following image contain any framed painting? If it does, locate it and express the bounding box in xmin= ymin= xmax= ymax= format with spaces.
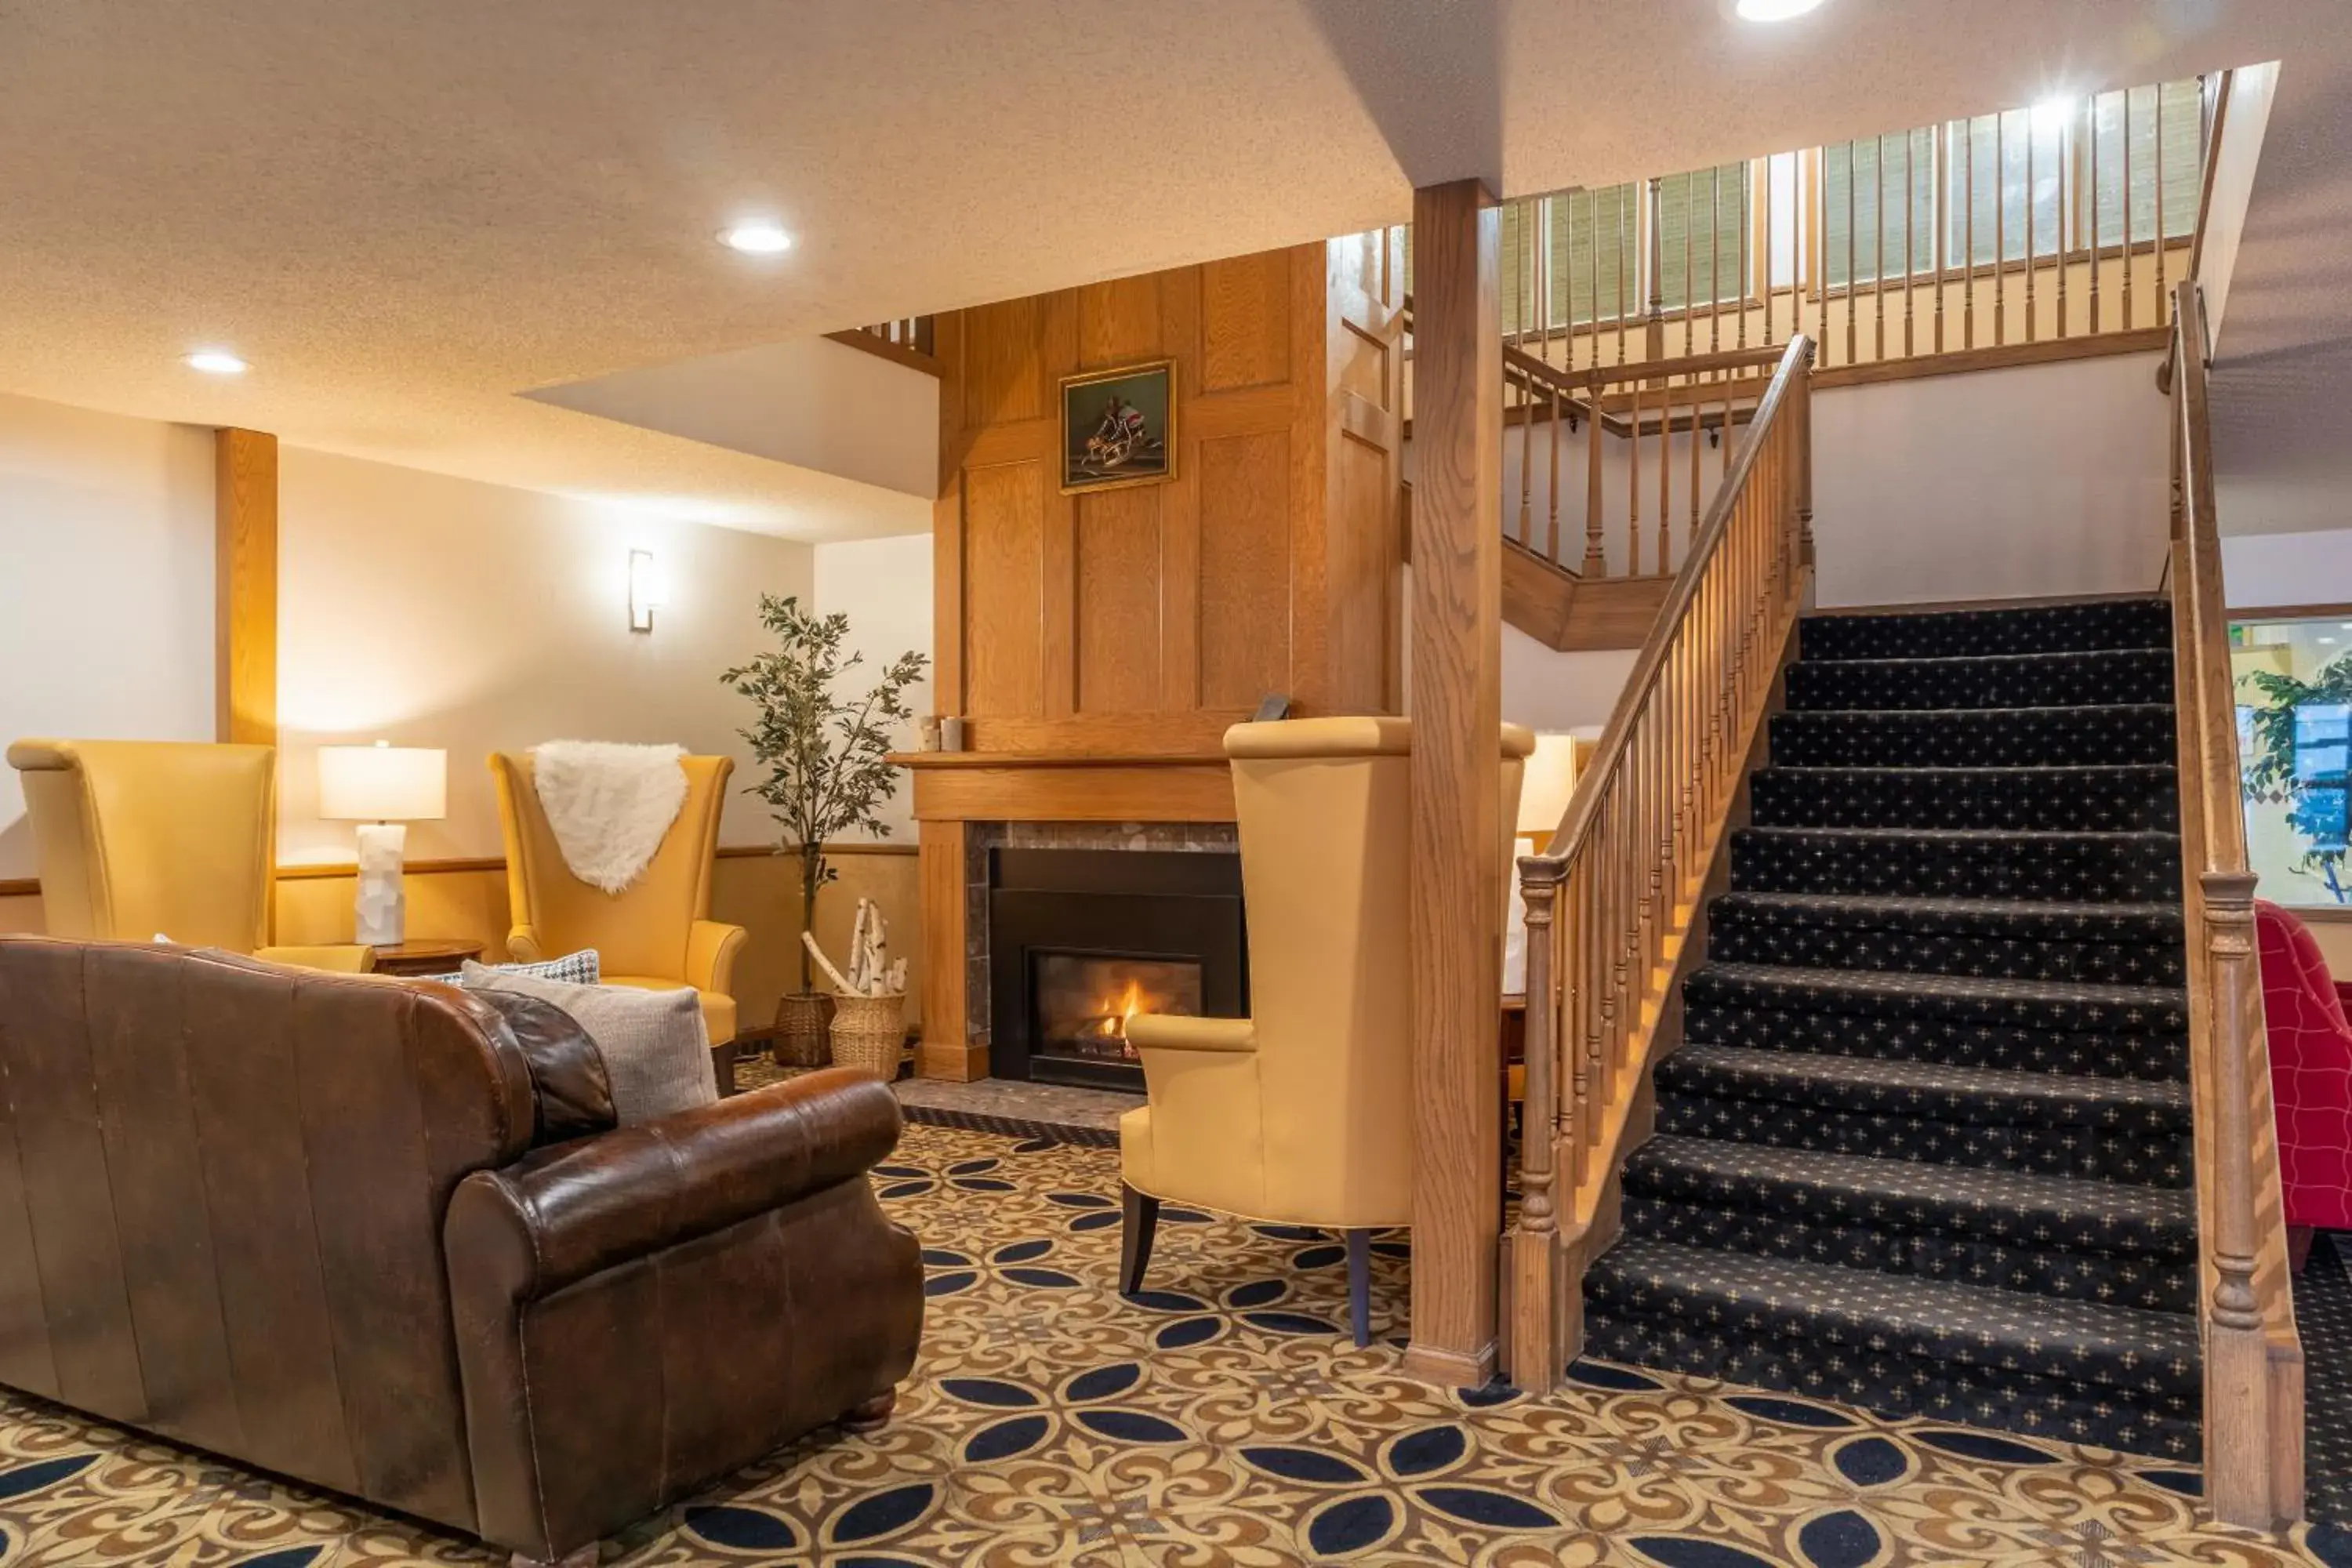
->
xmin=1060 ymin=360 xmax=1175 ymax=494
xmin=2232 ymin=608 xmax=2352 ymax=911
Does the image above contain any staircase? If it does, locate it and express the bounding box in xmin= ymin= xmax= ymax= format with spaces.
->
xmin=1581 ymin=597 xmax=2202 ymax=1457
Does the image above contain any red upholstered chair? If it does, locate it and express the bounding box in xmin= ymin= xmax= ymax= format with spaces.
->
xmin=2254 ymin=899 xmax=2352 ymax=1269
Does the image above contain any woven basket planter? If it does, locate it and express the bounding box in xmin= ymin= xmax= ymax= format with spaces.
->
xmin=771 ymin=991 xmax=835 ymax=1068
xmin=829 ymin=993 xmax=907 ymax=1081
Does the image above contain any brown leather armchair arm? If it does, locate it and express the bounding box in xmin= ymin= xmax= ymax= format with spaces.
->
xmin=443 ymin=1069 xmax=924 ymax=1566
xmin=686 ymin=916 xmax=746 ymax=999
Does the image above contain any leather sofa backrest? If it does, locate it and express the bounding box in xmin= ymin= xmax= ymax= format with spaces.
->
xmin=0 ymin=938 xmax=545 ymax=1535
xmin=7 ymin=739 xmax=278 ymax=951
xmin=489 ymin=752 xmax=731 ymax=980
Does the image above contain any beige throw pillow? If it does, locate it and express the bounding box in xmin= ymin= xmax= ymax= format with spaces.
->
xmin=461 ymin=962 xmax=716 ymax=1126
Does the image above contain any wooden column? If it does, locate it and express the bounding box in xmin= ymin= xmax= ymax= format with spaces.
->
xmin=214 ymin=428 xmax=278 ymax=747
xmin=1404 ymin=179 xmax=1504 ymax=1388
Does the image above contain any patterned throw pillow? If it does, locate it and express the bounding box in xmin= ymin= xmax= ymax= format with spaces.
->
xmin=419 ymin=949 xmax=601 ymax=986
xmin=459 ymin=961 xmax=716 ymax=1126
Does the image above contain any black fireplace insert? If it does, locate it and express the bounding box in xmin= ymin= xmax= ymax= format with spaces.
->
xmin=988 ymin=848 xmax=1246 ymax=1092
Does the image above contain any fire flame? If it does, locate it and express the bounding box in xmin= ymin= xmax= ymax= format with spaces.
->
xmin=1087 ymin=977 xmax=1152 ymax=1041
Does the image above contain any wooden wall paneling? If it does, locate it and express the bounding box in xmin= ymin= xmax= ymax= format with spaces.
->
xmin=1075 ymin=485 xmax=1165 ymax=713
xmin=1287 ymin=244 xmax=1334 ymax=715
xmin=1403 ymin=181 xmax=1506 ymax=1390
xmin=935 ymin=313 xmax=970 ymax=717
xmin=1159 ymin=272 xmax=1206 ymax=714
xmin=1196 ymin=431 xmax=1292 ymax=710
xmin=1039 ymin=292 xmax=1082 ymax=720
xmin=963 ymin=461 xmax=1049 ymax=717
xmin=214 ymin=428 xmax=278 ymax=747
xmin=961 ymin=296 xmax=1047 ymax=429
xmin=916 ymin=819 xmax=981 ymax=1080
xmin=1200 ymin=249 xmax=1294 ymax=392
xmin=1324 ymin=228 xmax=1408 ymax=716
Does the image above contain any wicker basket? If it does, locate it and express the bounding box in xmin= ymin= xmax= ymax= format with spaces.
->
xmin=772 ymin=991 xmax=835 ymax=1068
xmin=829 ymin=993 xmax=907 ymax=1080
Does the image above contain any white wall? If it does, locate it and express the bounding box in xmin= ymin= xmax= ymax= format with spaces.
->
xmin=276 ymin=447 xmax=815 ymax=862
xmin=1809 ymin=354 xmax=2172 ymax=608
xmin=0 ymin=394 xmax=215 ymax=879
xmin=1397 ymin=564 xmax=1635 ymax=737
xmin=811 ymin=532 xmax=935 ymax=843
xmin=2221 ymin=528 xmax=2352 ymax=611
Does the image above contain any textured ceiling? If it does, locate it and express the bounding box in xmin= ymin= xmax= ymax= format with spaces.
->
xmin=0 ymin=0 xmax=2328 ymax=539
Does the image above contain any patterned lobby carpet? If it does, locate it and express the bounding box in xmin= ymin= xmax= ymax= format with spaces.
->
xmin=1 ymin=1123 xmax=2346 ymax=1568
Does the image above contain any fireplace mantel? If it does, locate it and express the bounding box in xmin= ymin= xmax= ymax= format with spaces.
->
xmin=891 ymin=751 xmax=1234 ymax=826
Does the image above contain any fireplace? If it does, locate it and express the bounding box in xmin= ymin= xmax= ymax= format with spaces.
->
xmin=988 ymin=848 xmax=1245 ymax=1091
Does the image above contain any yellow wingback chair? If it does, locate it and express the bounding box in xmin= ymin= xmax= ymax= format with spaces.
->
xmin=1119 ymin=717 xmax=1534 ymax=1344
xmin=488 ymin=751 xmax=746 ymax=1045
xmin=5 ymin=739 xmax=372 ymax=973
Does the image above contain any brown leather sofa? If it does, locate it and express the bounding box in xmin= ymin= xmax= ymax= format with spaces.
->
xmin=0 ymin=936 xmax=923 ymax=1566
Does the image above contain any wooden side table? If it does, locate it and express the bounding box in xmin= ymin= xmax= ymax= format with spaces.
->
xmin=370 ymin=939 xmax=485 ymax=977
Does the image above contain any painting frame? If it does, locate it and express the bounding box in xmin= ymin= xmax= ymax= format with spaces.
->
xmin=1058 ymin=358 xmax=1177 ymax=495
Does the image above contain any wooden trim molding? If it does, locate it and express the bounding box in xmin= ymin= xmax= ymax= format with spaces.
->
xmin=0 ymin=878 xmax=37 ymax=900
xmin=2230 ymin=603 xmax=2352 ymax=622
xmin=0 ymin=842 xmax=900 ymax=892
xmin=824 ymin=328 xmax=942 ymax=377
xmin=215 ymin=428 xmax=278 ymax=748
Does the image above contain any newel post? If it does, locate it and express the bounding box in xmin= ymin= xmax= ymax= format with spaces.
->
xmin=1505 ymin=857 xmax=1564 ymax=1392
xmin=2201 ymin=868 xmax=2274 ymax=1526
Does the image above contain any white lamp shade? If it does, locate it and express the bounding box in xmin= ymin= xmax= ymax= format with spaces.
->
xmin=318 ymin=744 xmax=447 ymax=822
xmin=1516 ymin=732 xmax=1582 ymax=837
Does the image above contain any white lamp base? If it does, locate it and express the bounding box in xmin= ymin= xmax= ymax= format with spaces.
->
xmin=354 ymin=822 xmax=408 ymax=947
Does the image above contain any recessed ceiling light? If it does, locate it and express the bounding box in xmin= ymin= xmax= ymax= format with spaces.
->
xmin=185 ymin=350 xmax=248 ymax=376
xmin=1735 ymin=0 xmax=1825 ymax=19
xmin=719 ymin=223 xmax=793 ymax=256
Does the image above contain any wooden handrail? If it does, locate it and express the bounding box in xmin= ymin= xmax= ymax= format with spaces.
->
xmin=2159 ymin=67 xmax=2235 ymax=394
xmin=2166 ymin=277 xmax=2303 ymax=1529
xmin=1503 ymin=334 xmax=1815 ymax=1393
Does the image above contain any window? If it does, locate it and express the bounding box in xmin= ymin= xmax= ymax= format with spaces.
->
xmin=1655 ymin=164 xmax=1750 ymax=310
xmin=1822 ymin=129 xmax=1938 ymax=288
xmin=2233 ymin=615 xmax=2352 ymax=907
xmin=2089 ymin=79 xmax=2203 ymax=247
xmin=1498 ymin=182 xmax=1642 ymax=335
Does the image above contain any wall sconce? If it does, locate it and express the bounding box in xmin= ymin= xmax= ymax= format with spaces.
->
xmin=628 ymin=549 xmax=664 ymax=633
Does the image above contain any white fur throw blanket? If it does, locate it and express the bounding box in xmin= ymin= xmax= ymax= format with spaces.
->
xmin=530 ymin=741 xmax=688 ymax=895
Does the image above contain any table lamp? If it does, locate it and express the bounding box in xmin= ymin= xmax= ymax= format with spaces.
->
xmin=318 ymin=741 xmax=447 ymax=946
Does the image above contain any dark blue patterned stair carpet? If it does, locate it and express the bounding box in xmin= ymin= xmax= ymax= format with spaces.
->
xmin=1587 ymin=597 xmax=2206 ymax=1459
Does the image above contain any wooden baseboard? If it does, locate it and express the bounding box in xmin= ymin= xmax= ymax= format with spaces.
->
xmin=1400 ymin=1339 xmax=1496 ymax=1391
xmin=916 ymin=1037 xmax=989 ymax=1083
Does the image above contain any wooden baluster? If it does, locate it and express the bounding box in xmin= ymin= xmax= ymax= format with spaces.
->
xmin=1761 ymin=154 xmax=1773 ymax=346
xmin=1934 ymin=126 xmax=1947 ymax=353
xmin=1873 ymin=134 xmax=1888 ymax=361
xmin=1511 ymin=858 xmax=1562 ymax=1394
xmin=2057 ymin=100 xmax=2071 ymax=339
xmin=1683 ymin=176 xmax=1695 ymax=357
xmin=2027 ymin=109 xmax=2038 ymax=343
xmin=2124 ymin=86 xmax=2135 ymax=330
xmin=1630 ymin=376 xmax=1643 ymax=575
xmin=1548 ymin=379 xmax=1563 ymax=564
xmin=1615 ymin=189 xmax=1629 ymax=366
xmin=2158 ymin=83 xmax=2169 ymax=325
xmin=1845 ymin=142 xmax=1857 ymax=365
xmin=1524 ymin=368 xmax=1543 ymax=545
xmin=2092 ymin=93 xmax=2103 ymax=333
xmin=1965 ymin=118 xmax=1976 ymax=349
xmin=1903 ymin=128 xmax=1915 ymax=357
xmin=1688 ymin=379 xmax=1702 ymax=546
xmin=1711 ymin=165 xmax=1724 ymax=353
xmin=1995 ymin=110 xmax=2008 ymax=345
xmin=1658 ymin=379 xmax=1671 ymax=572
xmin=1584 ymin=369 xmax=1606 ymax=575
xmin=1721 ymin=388 xmax=1733 ymax=479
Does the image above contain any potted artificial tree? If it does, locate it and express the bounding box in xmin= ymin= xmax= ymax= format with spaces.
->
xmin=722 ymin=594 xmax=927 ymax=1066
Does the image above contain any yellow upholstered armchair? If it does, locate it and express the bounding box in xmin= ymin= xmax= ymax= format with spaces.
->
xmin=488 ymin=751 xmax=746 ymax=1045
xmin=1119 ymin=717 xmax=1533 ymax=1344
xmin=6 ymin=739 xmax=373 ymax=972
